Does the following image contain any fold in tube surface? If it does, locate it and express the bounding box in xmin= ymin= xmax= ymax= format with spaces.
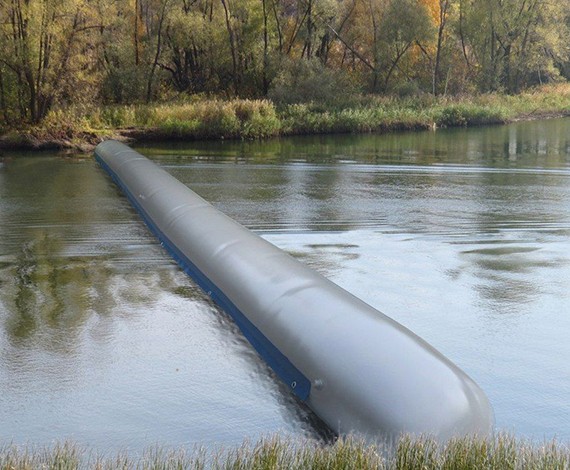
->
xmin=95 ymin=140 xmax=494 ymax=440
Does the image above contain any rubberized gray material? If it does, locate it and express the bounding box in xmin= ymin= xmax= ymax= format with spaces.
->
xmin=95 ymin=140 xmax=494 ymax=440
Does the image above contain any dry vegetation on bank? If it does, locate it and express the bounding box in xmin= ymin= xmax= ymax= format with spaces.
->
xmin=1 ymin=83 xmax=569 ymax=152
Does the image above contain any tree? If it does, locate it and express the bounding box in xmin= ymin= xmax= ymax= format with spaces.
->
xmin=146 ymin=0 xmax=172 ymax=102
xmin=433 ymin=0 xmax=452 ymax=94
xmin=378 ymin=0 xmax=434 ymax=91
xmin=0 ymin=0 xmax=103 ymax=122
xmin=458 ymin=0 xmax=570 ymax=92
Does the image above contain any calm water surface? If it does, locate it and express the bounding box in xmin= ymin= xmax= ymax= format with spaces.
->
xmin=1 ymin=119 xmax=570 ymax=452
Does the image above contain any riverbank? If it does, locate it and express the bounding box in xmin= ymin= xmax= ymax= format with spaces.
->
xmin=1 ymin=433 xmax=568 ymax=469
xmin=1 ymin=84 xmax=569 ymax=152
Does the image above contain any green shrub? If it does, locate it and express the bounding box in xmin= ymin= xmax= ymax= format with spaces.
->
xmin=97 ymin=106 xmax=138 ymax=128
xmin=434 ymin=103 xmax=509 ymax=127
xmin=234 ymin=99 xmax=281 ymax=138
xmin=160 ymin=118 xmax=201 ymax=137
xmin=145 ymin=99 xmax=280 ymax=139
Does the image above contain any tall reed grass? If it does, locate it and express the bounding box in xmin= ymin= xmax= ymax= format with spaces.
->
xmin=89 ymin=99 xmax=281 ymax=140
xmin=1 ymin=433 xmax=569 ymax=469
xmin=89 ymin=83 xmax=568 ymax=140
xmin=1 ymin=83 xmax=569 ymax=150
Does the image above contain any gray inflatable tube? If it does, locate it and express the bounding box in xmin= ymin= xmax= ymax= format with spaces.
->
xmin=95 ymin=140 xmax=493 ymax=440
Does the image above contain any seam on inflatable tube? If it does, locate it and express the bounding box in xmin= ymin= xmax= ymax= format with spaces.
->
xmin=95 ymin=153 xmax=311 ymax=401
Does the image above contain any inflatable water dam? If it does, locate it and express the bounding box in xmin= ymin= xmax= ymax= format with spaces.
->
xmin=95 ymin=140 xmax=494 ymax=440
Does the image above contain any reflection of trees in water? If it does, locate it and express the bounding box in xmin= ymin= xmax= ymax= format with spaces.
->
xmin=458 ymin=242 xmax=570 ymax=314
xmin=0 ymin=156 xmax=204 ymax=354
xmin=4 ymin=233 xmax=111 ymax=351
xmin=459 ymin=145 xmax=570 ymax=311
xmin=2 ymin=233 xmax=204 ymax=352
xmin=461 ymin=246 xmax=540 ymax=311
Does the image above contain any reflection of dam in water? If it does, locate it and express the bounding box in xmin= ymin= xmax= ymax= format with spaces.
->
xmin=95 ymin=140 xmax=494 ymax=440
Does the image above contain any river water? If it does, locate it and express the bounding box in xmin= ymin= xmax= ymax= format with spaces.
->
xmin=1 ymin=118 xmax=569 ymax=452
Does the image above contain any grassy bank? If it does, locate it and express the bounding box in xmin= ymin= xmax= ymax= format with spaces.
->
xmin=1 ymin=434 xmax=569 ymax=469
xmin=1 ymin=84 xmax=569 ymax=151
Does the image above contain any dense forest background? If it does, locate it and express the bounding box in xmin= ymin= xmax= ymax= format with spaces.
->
xmin=1 ymin=0 xmax=569 ymax=127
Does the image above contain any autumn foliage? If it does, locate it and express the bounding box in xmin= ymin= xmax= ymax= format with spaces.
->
xmin=0 ymin=0 xmax=569 ymax=126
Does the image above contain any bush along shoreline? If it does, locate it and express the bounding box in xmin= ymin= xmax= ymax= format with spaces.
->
xmin=1 ymin=84 xmax=569 ymax=152
xmin=1 ymin=433 xmax=569 ymax=469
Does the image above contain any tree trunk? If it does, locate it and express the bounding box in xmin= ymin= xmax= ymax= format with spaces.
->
xmin=0 ymin=66 xmax=8 ymax=123
xmin=270 ymin=0 xmax=283 ymax=52
xmin=503 ymin=43 xmax=512 ymax=92
xmin=384 ymin=42 xmax=411 ymax=92
xmin=433 ymin=0 xmax=449 ymax=95
xmin=147 ymin=1 xmax=168 ymax=102
xmin=261 ymin=0 xmax=269 ymax=94
xmin=304 ymin=0 xmax=313 ymax=58
xmin=134 ymin=0 xmax=140 ymax=66
xmin=220 ymin=0 xmax=239 ymax=95
xmin=458 ymin=0 xmax=471 ymax=73
xmin=369 ymin=0 xmax=380 ymax=91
